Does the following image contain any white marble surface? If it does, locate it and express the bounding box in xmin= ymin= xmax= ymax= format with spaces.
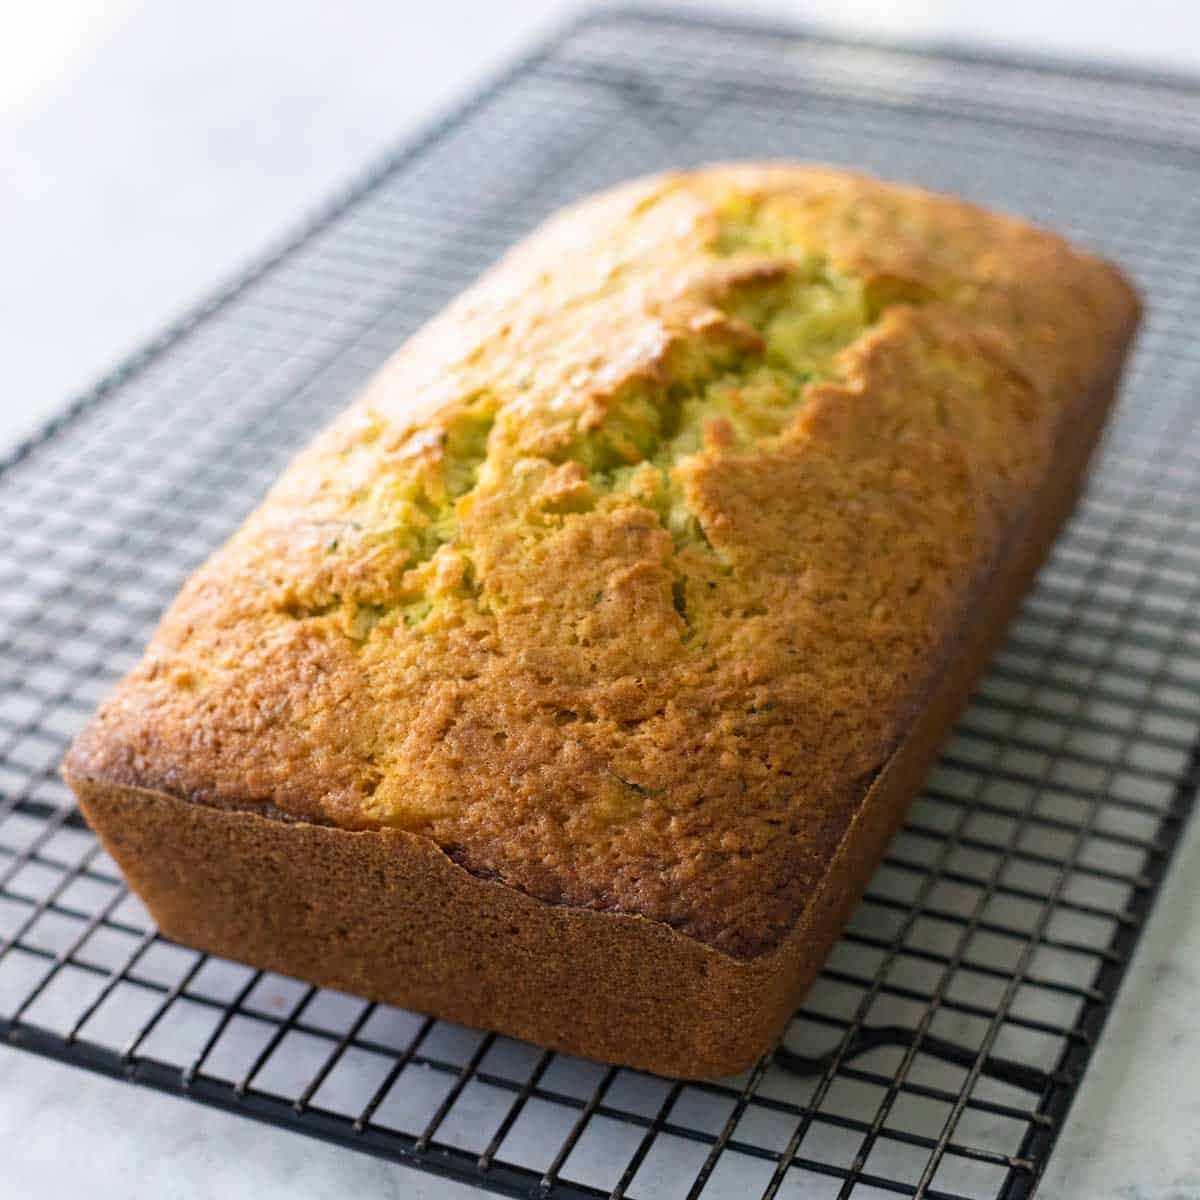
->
xmin=1040 ymin=807 xmax=1200 ymax=1199
xmin=2 ymin=2 xmax=1199 ymax=1197
xmin=0 ymin=1048 xmax=480 ymax=1200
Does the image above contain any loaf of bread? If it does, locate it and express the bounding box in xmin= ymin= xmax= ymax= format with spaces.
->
xmin=64 ymin=165 xmax=1139 ymax=1078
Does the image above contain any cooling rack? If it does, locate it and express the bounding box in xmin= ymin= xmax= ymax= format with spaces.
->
xmin=2 ymin=7 xmax=1199 ymax=1198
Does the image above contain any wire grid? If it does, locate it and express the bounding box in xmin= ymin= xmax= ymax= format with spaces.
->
xmin=1 ymin=8 xmax=1199 ymax=1198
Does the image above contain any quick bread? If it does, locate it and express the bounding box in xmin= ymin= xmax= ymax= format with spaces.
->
xmin=64 ymin=164 xmax=1140 ymax=1078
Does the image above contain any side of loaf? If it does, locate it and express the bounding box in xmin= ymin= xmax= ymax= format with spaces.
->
xmin=64 ymin=164 xmax=1140 ymax=1078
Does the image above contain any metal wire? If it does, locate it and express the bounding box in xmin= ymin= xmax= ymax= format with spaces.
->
xmin=1 ymin=7 xmax=1199 ymax=1198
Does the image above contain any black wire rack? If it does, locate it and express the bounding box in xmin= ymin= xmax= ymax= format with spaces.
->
xmin=2 ymin=7 xmax=1199 ymax=1198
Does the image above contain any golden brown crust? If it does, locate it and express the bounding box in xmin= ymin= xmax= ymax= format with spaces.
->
xmin=64 ymin=353 xmax=1124 ymax=1077
xmin=65 ymin=165 xmax=1140 ymax=967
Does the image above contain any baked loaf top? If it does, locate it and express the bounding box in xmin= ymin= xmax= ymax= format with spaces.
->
xmin=67 ymin=165 xmax=1138 ymax=958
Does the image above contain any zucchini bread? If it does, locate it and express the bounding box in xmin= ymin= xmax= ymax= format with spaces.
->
xmin=64 ymin=164 xmax=1139 ymax=1078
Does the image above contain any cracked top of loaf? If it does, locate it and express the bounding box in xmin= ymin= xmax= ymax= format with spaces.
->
xmin=67 ymin=164 xmax=1139 ymax=957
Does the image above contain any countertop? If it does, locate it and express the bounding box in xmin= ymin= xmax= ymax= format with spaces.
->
xmin=2 ymin=2 xmax=1198 ymax=1196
